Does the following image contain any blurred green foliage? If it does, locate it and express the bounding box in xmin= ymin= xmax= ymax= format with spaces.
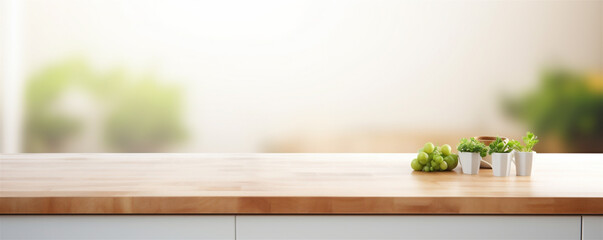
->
xmin=24 ymin=58 xmax=186 ymax=152
xmin=505 ymin=68 xmax=603 ymax=152
xmin=104 ymin=80 xmax=185 ymax=152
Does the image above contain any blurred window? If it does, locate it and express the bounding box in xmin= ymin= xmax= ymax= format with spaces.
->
xmin=1 ymin=0 xmax=602 ymax=153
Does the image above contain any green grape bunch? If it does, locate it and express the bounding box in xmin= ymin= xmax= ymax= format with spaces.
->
xmin=411 ymin=142 xmax=459 ymax=172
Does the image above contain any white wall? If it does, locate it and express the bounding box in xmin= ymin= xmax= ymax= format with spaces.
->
xmin=9 ymin=0 xmax=603 ymax=152
xmin=0 ymin=0 xmax=4 ymax=153
xmin=1 ymin=0 xmax=24 ymax=153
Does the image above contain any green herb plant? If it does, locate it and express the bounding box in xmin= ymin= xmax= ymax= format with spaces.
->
xmin=456 ymin=137 xmax=488 ymax=157
xmin=509 ymin=132 xmax=539 ymax=152
xmin=488 ymin=137 xmax=518 ymax=155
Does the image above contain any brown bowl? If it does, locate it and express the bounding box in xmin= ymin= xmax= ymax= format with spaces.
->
xmin=474 ymin=136 xmax=508 ymax=169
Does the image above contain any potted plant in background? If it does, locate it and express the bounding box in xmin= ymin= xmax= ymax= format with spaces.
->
xmin=474 ymin=136 xmax=509 ymax=169
xmin=456 ymin=138 xmax=488 ymax=175
xmin=504 ymin=68 xmax=601 ymax=153
xmin=488 ymin=137 xmax=517 ymax=177
xmin=508 ymin=132 xmax=539 ymax=176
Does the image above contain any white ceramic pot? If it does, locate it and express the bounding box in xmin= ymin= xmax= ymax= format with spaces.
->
xmin=491 ymin=152 xmax=512 ymax=177
xmin=514 ymin=151 xmax=535 ymax=176
xmin=475 ymin=136 xmax=509 ymax=169
xmin=458 ymin=152 xmax=482 ymax=175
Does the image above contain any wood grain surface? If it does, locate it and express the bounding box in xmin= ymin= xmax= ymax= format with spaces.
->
xmin=1 ymin=153 xmax=602 ymax=214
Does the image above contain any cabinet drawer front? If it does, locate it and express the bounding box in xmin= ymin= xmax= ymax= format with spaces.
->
xmin=0 ymin=215 xmax=234 ymax=240
xmin=583 ymin=216 xmax=603 ymax=240
xmin=237 ymin=215 xmax=580 ymax=240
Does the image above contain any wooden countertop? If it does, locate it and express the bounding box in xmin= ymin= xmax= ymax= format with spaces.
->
xmin=1 ymin=153 xmax=602 ymax=214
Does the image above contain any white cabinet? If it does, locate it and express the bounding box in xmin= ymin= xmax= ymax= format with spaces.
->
xmin=236 ymin=215 xmax=581 ymax=240
xmin=583 ymin=216 xmax=603 ymax=240
xmin=1 ymin=215 xmax=593 ymax=239
xmin=0 ymin=215 xmax=234 ymax=240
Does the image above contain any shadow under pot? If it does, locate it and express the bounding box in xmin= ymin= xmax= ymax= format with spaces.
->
xmin=475 ymin=136 xmax=508 ymax=169
xmin=514 ymin=151 xmax=535 ymax=176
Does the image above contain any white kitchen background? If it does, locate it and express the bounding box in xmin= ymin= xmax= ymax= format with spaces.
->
xmin=1 ymin=0 xmax=602 ymax=153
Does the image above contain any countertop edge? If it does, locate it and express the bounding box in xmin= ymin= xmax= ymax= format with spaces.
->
xmin=2 ymin=196 xmax=602 ymax=215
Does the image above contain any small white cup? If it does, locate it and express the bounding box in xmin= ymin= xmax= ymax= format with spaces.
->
xmin=491 ymin=152 xmax=512 ymax=177
xmin=514 ymin=151 xmax=535 ymax=176
xmin=459 ymin=152 xmax=482 ymax=175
